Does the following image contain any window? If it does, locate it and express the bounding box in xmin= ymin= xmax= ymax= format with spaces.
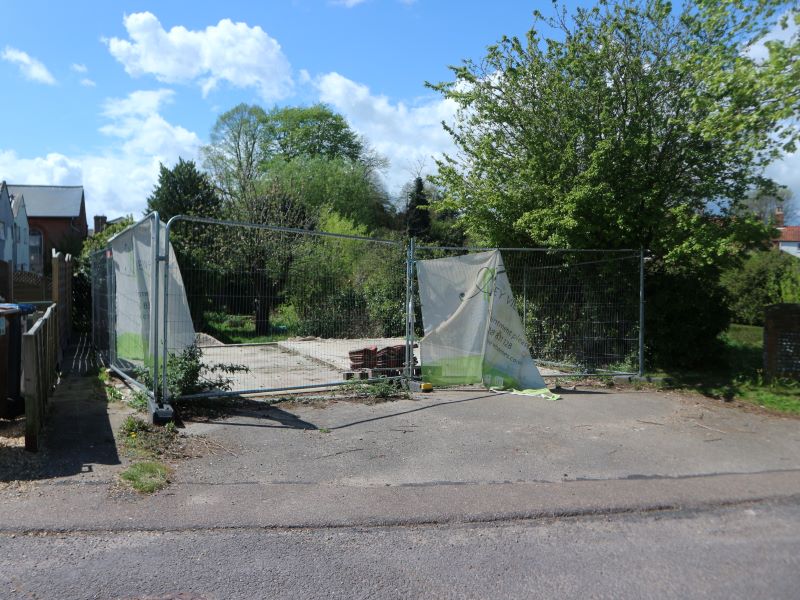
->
xmin=30 ymin=229 xmax=43 ymax=273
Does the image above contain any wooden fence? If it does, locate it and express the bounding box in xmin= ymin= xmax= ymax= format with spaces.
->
xmin=23 ymin=303 xmax=59 ymax=451
xmin=12 ymin=250 xmax=72 ymax=349
xmin=1 ymin=252 xmax=73 ymax=450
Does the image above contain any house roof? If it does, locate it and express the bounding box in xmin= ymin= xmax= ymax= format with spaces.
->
xmin=6 ymin=185 xmax=84 ymax=218
xmin=777 ymin=227 xmax=800 ymax=243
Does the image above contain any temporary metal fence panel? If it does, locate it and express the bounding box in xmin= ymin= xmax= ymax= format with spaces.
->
xmin=414 ymin=246 xmax=642 ymax=377
xmin=91 ymin=213 xmax=161 ymax=403
xmin=160 ymin=216 xmax=408 ymax=400
xmin=91 ymin=213 xmax=644 ymax=415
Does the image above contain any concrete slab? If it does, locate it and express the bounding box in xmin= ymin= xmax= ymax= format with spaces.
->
xmin=200 ymin=337 xmax=563 ymax=392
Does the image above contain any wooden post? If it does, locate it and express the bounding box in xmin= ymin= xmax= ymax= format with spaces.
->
xmin=23 ymin=330 xmax=39 ymax=451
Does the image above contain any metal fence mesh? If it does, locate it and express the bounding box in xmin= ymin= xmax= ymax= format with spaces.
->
xmin=415 ymin=247 xmax=641 ymax=376
xmin=91 ymin=214 xmax=642 ymax=408
xmin=164 ymin=218 xmax=408 ymax=396
xmin=91 ymin=215 xmax=159 ymax=393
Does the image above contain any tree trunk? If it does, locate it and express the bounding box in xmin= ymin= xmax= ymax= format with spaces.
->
xmin=253 ymin=271 xmax=271 ymax=336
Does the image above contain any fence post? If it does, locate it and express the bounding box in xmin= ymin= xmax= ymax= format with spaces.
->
xmin=638 ymin=248 xmax=645 ymax=377
xmin=523 ymin=267 xmax=528 ymax=330
xmin=150 ymin=215 xmax=160 ymax=404
xmin=404 ymin=237 xmax=416 ymax=384
xmin=106 ymin=248 xmax=116 ymax=367
xmin=23 ymin=329 xmax=39 ymax=451
xmin=66 ymin=255 xmax=73 ymax=342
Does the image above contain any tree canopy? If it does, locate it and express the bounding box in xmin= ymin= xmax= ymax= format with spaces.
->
xmin=146 ymin=158 xmax=221 ymax=221
xmin=429 ymin=0 xmax=800 ymax=366
xmin=429 ymin=0 xmax=799 ymax=263
xmin=201 ymin=102 xmax=392 ymax=230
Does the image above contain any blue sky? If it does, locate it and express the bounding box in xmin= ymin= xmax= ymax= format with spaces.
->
xmin=1 ymin=0 xmax=798 ymax=222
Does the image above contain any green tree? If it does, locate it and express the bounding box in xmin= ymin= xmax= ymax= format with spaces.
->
xmin=263 ymin=156 xmax=393 ymax=230
xmin=722 ymin=249 xmax=800 ymax=325
xmin=263 ymin=104 xmax=377 ymax=167
xmin=429 ymin=0 xmax=799 ymax=366
xmin=146 ymin=158 xmax=221 ymax=222
xmin=201 ymin=103 xmax=270 ymax=203
xmin=146 ymin=159 xmax=223 ymax=326
xmin=404 ymin=177 xmax=431 ymax=239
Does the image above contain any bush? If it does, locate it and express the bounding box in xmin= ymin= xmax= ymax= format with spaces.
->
xmin=137 ymin=343 xmax=248 ymax=399
xmin=646 ymin=267 xmax=730 ymax=368
xmin=721 ymin=250 xmax=800 ymax=325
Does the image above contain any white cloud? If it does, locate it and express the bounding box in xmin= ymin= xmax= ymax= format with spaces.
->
xmin=71 ymin=63 xmax=88 ymax=73
xmin=0 ymin=89 xmax=201 ymax=219
xmin=766 ymin=148 xmax=800 ymax=223
xmin=106 ymin=12 xmax=293 ymax=101
xmin=80 ymin=78 xmax=96 ymax=87
xmin=747 ymin=12 xmax=799 ymax=62
xmin=314 ymin=72 xmax=457 ymax=192
xmin=332 ymin=0 xmax=368 ymax=7
xmin=1 ymin=46 xmax=56 ymax=85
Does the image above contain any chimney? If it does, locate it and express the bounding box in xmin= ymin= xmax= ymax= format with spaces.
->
xmin=776 ymin=207 xmax=785 ymax=228
xmin=94 ymin=215 xmax=107 ymax=234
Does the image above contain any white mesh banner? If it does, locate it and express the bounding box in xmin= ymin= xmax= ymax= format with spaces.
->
xmin=110 ymin=218 xmax=194 ymax=369
xmin=417 ymin=250 xmax=548 ymax=393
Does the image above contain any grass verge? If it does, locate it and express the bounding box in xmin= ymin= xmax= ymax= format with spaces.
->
xmin=120 ymin=461 xmax=170 ymax=493
xmin=657 ymin=324 xmax=800 ymax=416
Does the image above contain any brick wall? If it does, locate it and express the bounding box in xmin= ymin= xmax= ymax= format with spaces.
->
xmin=763 ymin=303 xmax=800 ymax=381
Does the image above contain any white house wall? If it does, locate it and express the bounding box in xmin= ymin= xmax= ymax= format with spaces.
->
xmin=13 ymin=199 xmax=30 ymax=271
xmin=0 ymin=186 xmax=14 ymax=265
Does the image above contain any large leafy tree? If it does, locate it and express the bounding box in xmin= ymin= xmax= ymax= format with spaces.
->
xmin=264 ymin=104 xmax=364 ymax=163
xmin=202 ymin=103 xmax=392 ymax=229
xmin=202 ymin=103 xmax=270 ymax=203
xmin=430 ymin=0 xmax=800 ymax=366
xmin=146 ymin=159 xmax=223 ymax=326
xmin=404 ymin=176 xmax=431 ymax=239
xmin=263 ymin=156 xmax=393 ymax=230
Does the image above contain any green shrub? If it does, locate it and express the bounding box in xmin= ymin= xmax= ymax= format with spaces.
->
xmin=647 ymin=267 xmax=730 ymax=368
xmin=721 ymin=250 xmax=800 ymax=325
xmin=137 ymin=343 xmax=248 ymax=399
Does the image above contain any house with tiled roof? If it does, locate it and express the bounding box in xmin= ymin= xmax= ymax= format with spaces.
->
xmin=772 ymin=207 xmax=800 ymax=258
xmin=6 ymin=184 xmax=87 ymax=273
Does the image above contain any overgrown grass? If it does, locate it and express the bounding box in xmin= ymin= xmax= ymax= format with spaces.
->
xmin=658 ymin=324 xmax=800 ymax=415
xmin=203 ymin=310 xmax=295 ymax=344
xmin=120 ymin=461 xmax=170 ymax=493
xmin=340 ymin=379 xmax=409 ymax=402
xmin=119 ymin=416 xmax=180 ymax=459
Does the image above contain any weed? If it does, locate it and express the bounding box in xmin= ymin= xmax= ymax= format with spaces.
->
xmin=319 ymin=427 xmax=331 ymax=434
xmin=136 ymin=343 xmax=249 ymax=400
xmin=118 ymin=416 xmax=182 ymax=460
xmin=120 ymin=461 xmax=170 ymax=493
xmin=129 ymin=391 xmax=149 ymax=413
xmin=341 ymin=379 xmax=408 ymax=402
xmin=121 ymin=415 xmax=150 ymax=436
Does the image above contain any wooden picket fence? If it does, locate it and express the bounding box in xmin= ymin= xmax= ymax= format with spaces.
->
xmin=23 ymin=303 xmax=60 ymax=451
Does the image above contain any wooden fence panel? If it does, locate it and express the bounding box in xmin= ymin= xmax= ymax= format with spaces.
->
xmin=23 ymin=303 xmax=59 ymax=452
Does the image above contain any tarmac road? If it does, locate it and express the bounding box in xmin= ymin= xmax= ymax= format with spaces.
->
xmin=2 ymin=498 xmax=799 ymax=599
xmin=4 ymin=381 xmax=800 ymax=598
